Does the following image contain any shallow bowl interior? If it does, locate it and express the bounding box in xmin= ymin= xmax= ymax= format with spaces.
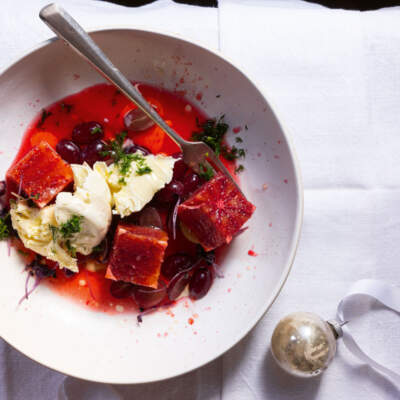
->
xmin=0 ymin=29 xmax=302 ymax=383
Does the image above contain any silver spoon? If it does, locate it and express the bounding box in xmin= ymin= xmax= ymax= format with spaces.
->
xmin=39 ymin=3 xmax=242 ymax=193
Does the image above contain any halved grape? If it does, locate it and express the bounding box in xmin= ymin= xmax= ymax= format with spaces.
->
xmin=138 ymin=206 xmax=162 ymax=229
xmin=162 ymin=253 xmax=193 ymax=280
xmin=189 ymin=267 xmax=213 ymax=300
xmin=133 ymin=282 xmax=167 ymax=309
xmin=167 ymin=269 xmax=192 ymax=301
xmin=72 ymin=121 xmax=104 ymax=144
xmin=110 ymin=281 xmax=135 ymax=299
xmin=56 ymin=139 xmax=82 ymax=164
xmin=124 ymin=108 xmax=155 ymax=132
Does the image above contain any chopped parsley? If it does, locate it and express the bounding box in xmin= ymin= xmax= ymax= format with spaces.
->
xmin=48 ymin=215 xmax=82 ymax=257
xmin=235 ymin=164 xmax=245 ymax=174
xmin=101 ymin=132 xmax=152 ymax=184
xmin=222 ymin=146 xmax=246 ymax=161
xmin=60 ymin=103 xmax=73 ymax=113
xmin=65 ymin=240 xmax=77 ymax=257
xmin=0 ymin=214 xmax=10 ymax=240
xmin=198 ymin=163 xmax=214 ymax=181
xmin=135 ymin=157 xmax=152 ymax=176
xmin=60 ymin=215 xmax=83 ymax=239
xmin=37 ymin=108 xmax=52 ymax=128
xmin=235 ymin=137 xmax=243 ymax=143
xmin=191 ymin=115 xmax=246 ymax=162
xmin=192 ymin=116 xmax=228 ymax=156
xmin=49 ymin=225 xmax=58 ymax=243
xmin=90 ymin=125 xmax=103 ymax=135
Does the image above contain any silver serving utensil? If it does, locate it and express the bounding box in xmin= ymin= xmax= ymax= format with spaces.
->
xmin=39 ymin=3 xmax=242 ymax=193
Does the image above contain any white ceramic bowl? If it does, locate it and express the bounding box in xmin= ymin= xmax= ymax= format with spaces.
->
xmin=0 ymin=29 xmax=302 ymax=383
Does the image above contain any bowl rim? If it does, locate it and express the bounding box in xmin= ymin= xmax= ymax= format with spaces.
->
xmin=0 ymin=25 xmax=304 ymax=384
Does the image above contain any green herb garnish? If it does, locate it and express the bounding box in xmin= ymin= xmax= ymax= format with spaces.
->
xmin=60 ymin=103 xmax=73 ymax=113
xmin=191 ymin=115 xmax=246 ymax=162
xmin=90 ymin=125 xmax=103 ymax=135
xmin=101 ymin=132 xmax=152 ymax=184
xmin=49 ymin=224 xmax=58 ymax=242
xmin=198 ymin=163 xmax=214 ymax=181
xmin=0 ymin=214 xmax=10 ymax=240
xmin=235 ymin=165 xmax=245 ymax=174
xmin=65 ymin=240 xmax=77 ymax=257
xmin=60 ymin=215 xmax=82 ymax=239
xmin=235 ymin=137 xmax=243 ymax=143
xmin=221 ymin=145 xmax=246 ymax=161
xmin=135 ymin=157 xmax=152 ymax=176
xmin=37 ymin=108 xmax=52 ymax=128
xmin=192 ymin=116 xmax=228 ymax=156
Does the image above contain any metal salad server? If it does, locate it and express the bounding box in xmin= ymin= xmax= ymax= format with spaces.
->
xmin=39 ymin=3 xmax=242 ymax=193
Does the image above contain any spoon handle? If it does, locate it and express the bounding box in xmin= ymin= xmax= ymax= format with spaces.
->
xmin=39 ymin=3 xmax=186 ymax=149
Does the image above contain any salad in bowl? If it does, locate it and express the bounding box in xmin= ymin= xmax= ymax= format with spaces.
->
xmin=2 ymin=82 xmax=254 ymax=318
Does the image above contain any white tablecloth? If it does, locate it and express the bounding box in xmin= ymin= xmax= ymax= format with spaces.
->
xmin=1 ymin=0 xmax=400 ymax=399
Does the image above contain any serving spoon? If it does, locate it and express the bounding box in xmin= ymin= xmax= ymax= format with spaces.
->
xmin=39 ymin=3 xmax=241 ymax=193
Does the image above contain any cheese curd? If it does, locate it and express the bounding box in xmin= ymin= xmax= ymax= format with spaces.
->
xmin=95 ymin=154 xmax=175 ymax=218
xmin=54 ymin=163 xmax=112 ymax=255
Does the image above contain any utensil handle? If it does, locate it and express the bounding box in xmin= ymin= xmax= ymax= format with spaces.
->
xmin=39 ymin=3 xmax=186 ymax=149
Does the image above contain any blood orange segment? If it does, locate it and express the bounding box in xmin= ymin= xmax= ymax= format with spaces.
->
xmin=130 ymin=124 xmax=166 ymax=154
xmin=106 ymin=224 xmax=168 ymax=288
xmin=6 ymin=141 xmax=73 ymax=207
xmin=30 ymin=131 xmax=58 ymax=149
xmin=178 ymin=173 xmax=255 ymax=251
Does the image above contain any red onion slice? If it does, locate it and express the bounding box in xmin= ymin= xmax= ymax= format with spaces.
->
xmin=169 ymin=196 xmax=181 ymax=240
xmin=18 ymin=272 xmax=42 ymax=305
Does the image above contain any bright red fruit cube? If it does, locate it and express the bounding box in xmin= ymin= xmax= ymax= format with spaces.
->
xmin=6 ymin=141 xmax=73 ymax=208
xmin=178 ymin=173 xmax=255 ymax=251
xmin=106 ymin=224 xmax=168 ymax=289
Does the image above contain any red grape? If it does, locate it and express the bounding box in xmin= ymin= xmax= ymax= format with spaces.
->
xmin=189 ymin=267 xmax=213 ymax=300
xmin=72 ymin=121 xmax=104 ymax=144
xmin=156 ymin=180 xmax=184 ymax=203
xmin=138 ymin=206 xmax=162 ymax=229
xmin=124 ymin=108 xmax=154 ymax=132
xmin=171 ymin=154 xmax=187 ymax=181
xmin=162 ymin=253 xmax=193 ymax=280
xmin=0 ymin=180 xmax=6 ymax=196
xmin=82 ymin=139 xmax=108 ymax=166
xmin=167 ymin=269 xmax=192 ymax=301
xmin=110 ymin=281 xmax=135 ymax=299
xmin=183 ymin=172 xmax=201 ymax=196
xmin=56 ymin=139 xmax=82 ymax=164
xmin=133 ymin=283 xmax=167 ymax=309
xmin=123 ymin=138 xmax=150 ymax=155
